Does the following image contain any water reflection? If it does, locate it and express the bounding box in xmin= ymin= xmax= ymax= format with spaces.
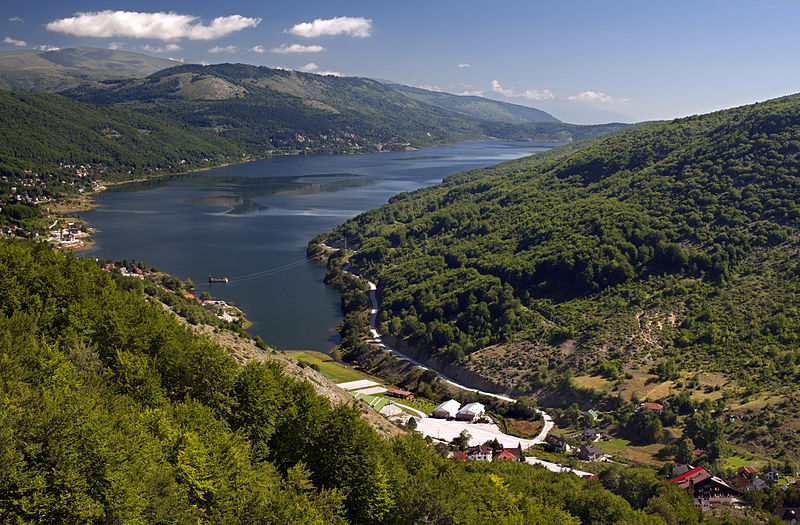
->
xmin=107 ymin=172 xmax=372 ymax=215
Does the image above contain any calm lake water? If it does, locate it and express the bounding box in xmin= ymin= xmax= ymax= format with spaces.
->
xmin=83 ymin=140 xmax=554 ymax=351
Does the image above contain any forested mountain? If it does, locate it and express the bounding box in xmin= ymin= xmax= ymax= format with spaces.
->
xmin=0 ymin=239 xmax=702 ymax=523
xmin=321 ymin=95 xmax=800 ymax=406
xmin=385 ymin=83 xmax=561 ymax=124
xmin=0 ymin=47 xmax=179 ymax=93
xmin=62 ymin=62 xmax=628 ymax=154
xmin=0 ymin=89 xmax=240 ymax=179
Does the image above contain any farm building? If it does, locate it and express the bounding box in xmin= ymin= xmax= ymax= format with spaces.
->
xmin=431 ymin=399 xmax=461 ymax=419
xmin=385 ymin=388 xmax=415 ymax=399
xmin=456 ymin=402 xmax=485 ymax=421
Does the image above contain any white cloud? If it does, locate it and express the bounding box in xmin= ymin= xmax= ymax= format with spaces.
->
xmin=9 ymin=17 xmax=23 ymax=23
xmin=569 ymin=90 xmax=615 ymax=103
xmin=288 ymin=16 xmax=372 ymax=38
xmin=141 ymin=43 xmax=182 ymax=54
xmin=250 ymin=45 xmax=266 ymax=53
xmin=107 ymin=41 xmax=124 ymax=50
xmin=299 ymin=62 xmax=318 ymax=72
xmin=270 ymin=43 xmax=325 ymax=54
xmin=522 ymin=89 xmax=554 ymax=100
xmin=491 ymin=80 xmax=554 ymax=101
xmin=3 ymin=37 xmax=26 ymax=47
xmin=46 ymin=11 xmax=260 ymax=41
xmin=170 ymin=57 xmax=185 ymax=63
xmin=457 ymin=63 xmax=471 ymax=69
xmin=34 ymin=45 xmax=61 ymax=51
xmin=417 ymin=84 xmax=442 ymax=92
xmin=457 ymin=90 xmax=484 ymax=96
xmin=316 ymin=71 xmax=341 ymax=76
xmin=490 ymin=79 xmax=515 ymax=97
xmin=208 ymin=45 xmax=237 ymax=54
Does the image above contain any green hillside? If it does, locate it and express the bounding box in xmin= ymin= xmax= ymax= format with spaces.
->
xmin=386 ymin=83 xmax=561 ymax=124
xmin=320 ymin=95 xmax=800 ymax=440
xmin=0 ymin=89 xmax=240 ymax=178
xmin=63 ymin=63 xmax=627 ymax=154
xmin=0 ymin=238 xmax=704 ymax=524
xmin=0 ymin=47 xmax=180 ymax=93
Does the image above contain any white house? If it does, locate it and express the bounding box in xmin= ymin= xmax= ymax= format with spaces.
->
xmin=431 ymin=399 xmax=461 ymax=419
xmin=456 ymin=402 xmax=486 ymax=421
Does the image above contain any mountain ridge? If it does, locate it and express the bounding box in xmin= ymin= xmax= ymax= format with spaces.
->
xmin=0 ymin=47 xmax=180 ymax=92
xmin=383 ymin=82 xmax=561 ymax=124
xmin=62 ymin=61 xmax=628 ymax=154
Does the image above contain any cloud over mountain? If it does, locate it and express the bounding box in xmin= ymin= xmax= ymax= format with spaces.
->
xmin=490 ymin=80 xmax=554 ymax=100
xmin=569 ymin=91 xmax=615 ymax=103
xmin=3 ymin=36 xmax=27 ymax=47
xmin=288 ymin=16 xmax=372 ymax=38
xmin=46 ymin=11 xmax=260 ymax=41
xmin=271 ymin=43 xmax=325 ymax=54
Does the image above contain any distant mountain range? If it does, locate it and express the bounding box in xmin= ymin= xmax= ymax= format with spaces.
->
xmin=383 ymin=82 xmax=560 ymax=124
xmin=0 ymin=47 xmax=180 ymax=93
xmin=0 ymin=47 xmax=629 ymax=174
xmin=58 ymin=60 xmax=627 ymax=154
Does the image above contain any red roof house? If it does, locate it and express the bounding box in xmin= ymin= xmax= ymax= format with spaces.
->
xmin=669 ymin=466 xmax=742 ymax=511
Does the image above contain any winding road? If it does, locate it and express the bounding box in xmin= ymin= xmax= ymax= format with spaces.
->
xmin=360 ymin=276 xmax=554 ymax=444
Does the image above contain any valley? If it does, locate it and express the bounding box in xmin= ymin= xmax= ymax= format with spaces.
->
xmin=2 ymin=13 xmax=800 ymax=518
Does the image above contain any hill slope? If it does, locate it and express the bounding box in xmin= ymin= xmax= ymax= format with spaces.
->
xmin=0 ymin=47 xmax=180 ymax=92
xmin=0 ymin=238 xmax=697 ymax=523
xmin=0 ymin=89 xmax=240 ymax=179
xmin=385 ymin=83 xmax=561 ymax=124
xmin=63 ymin=62 xmax=628 ymax=154
xmin=322 ymin=95 xmax=800 ymax=404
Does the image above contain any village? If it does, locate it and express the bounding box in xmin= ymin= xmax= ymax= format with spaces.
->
xmin=284 ymin=350 xmax=800 ymax=520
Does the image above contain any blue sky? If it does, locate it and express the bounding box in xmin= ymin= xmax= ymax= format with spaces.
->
xmin=2 ymin=0 xmax=800 ymax=123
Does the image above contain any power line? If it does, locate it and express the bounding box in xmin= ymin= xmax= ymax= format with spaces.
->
xmin=224 ymin=257 xmax=310 ymax=283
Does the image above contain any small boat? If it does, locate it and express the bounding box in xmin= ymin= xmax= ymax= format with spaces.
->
xmin=208 ymin=274 xmax=229 ymax=283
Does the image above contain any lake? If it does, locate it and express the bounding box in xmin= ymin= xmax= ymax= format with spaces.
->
xmin=83 ymin=140 xmax=554 ymax=351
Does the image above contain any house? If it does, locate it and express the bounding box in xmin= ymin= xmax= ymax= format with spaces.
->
xmin=736 ymin=466 xmax=758 ymax=489
xmin=546 ymin=435 xmax=571 ymax=453
xmin=581 ymin=428 xmax=601 ymax=441
xmin=764 ymin=466 xmax=781 ymax=483
xmin=640 ymin=402 xmax=664 ymax=413
xmin=494 ymin=446 xmax=523 ymax=462
xmin=385 ymin=388 xmax=415 ymax=400
xmin=465 ymin=446 xmax=493 ymax=461
xmin=578 ymin=445 xmax=604 ymax=461
xmin=431 ymin=399 xmax=461 ymax=419
xmin=669 ymin=466 xmax=742 ymax=511
xmin=587 ymin=409 xmax=599 ymax=421
xmin=450 ymin=451 xmax=467 ymax=461
xmin=775 ymin=508 xmax=800 ymax=523
xmin=673 ymin=464 xmax=695 ymax=477
xmin=749 ymin=477 xmax=768 ymax=491
xmin=494 ymin=449 xmax=519 ymax=461
xmin=737 ymin=466 xmax=757 ymax=479
xmin=456 ymin=402 xmax=485 ymax=421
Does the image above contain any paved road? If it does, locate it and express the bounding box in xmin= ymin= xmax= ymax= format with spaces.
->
xmin=361 ymin=276 xmax=554 ymax=444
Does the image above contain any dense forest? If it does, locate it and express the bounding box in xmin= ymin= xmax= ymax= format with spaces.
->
xmin=321 ymin=95 xmax=800 ymax=395
xmin=0 ymin=239 xmax=709 ymax=523
xmin=0 ymin=89 xmax=240 ymax=179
